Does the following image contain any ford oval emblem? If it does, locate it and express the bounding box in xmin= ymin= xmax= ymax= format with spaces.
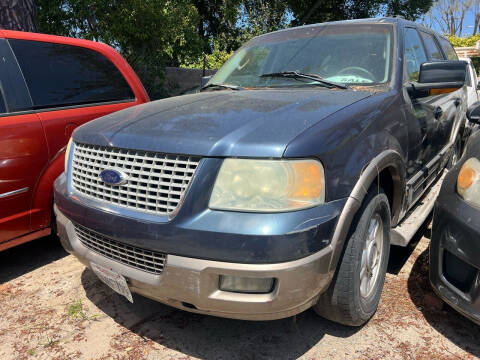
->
xmin=100 ymin=169 xmax=128 ymax=186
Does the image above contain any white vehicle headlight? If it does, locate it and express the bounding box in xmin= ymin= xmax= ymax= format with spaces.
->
xmin=457 ymin=157 xmax=480 ymax=207
xmin=209 ymin=159 xmax=325 ymax=212
xmin=64 ymin=137 xmax=73 ymax=173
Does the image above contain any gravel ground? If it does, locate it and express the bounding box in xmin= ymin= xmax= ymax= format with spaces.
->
xmin=0 ymin=225 xmax=479 ymax=360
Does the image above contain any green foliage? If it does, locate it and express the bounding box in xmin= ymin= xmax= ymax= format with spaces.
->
xmin=182 ymin=44 xmax=233 ymax=70
xmin=384 ymin=0 xmax=433 ymax=20
xmin=447 ymin=34 xmax=480 ymax=48
xmin=67 ymin=299 xmax=86 ymax=319
xmin=471 ymin=57 xmax=480 ymax=74
xmin=241 ymin=0 xmax=289 ymax=36
xmin=288 ymin=0 xmax=379 ymax=24
xmin=37 ymin=0 xmax=72 ymax=36
xmin=182 ymin=1 xmax=289 ymax=70
xmin=193 ymin=0 xmax=242 ymax=53
xmin=288 ymin=0 xmax=432 ymax=24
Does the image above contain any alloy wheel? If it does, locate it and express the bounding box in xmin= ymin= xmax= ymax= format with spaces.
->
xmin=360 ymin=213 xmax=384 ymax=298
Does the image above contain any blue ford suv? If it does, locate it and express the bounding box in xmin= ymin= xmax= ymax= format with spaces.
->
xmin=54 ymin=18 xmax=467 ymax=326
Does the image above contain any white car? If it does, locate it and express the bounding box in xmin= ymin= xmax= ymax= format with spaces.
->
xmin=459 ymin=57 xmax=479 ymax=107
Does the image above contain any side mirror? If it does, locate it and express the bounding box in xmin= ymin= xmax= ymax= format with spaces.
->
xmin=201 ymin=75 xmax=212 ymax=88
xmin=467 ymin=102 xmax=480 ymax=125
xmin=476 ymin=81 xmax=480 ymax=91
xmin=408 ymin=60 xmax=467 ymax=98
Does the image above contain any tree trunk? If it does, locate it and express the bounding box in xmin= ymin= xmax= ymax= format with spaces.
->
xmin=450 ymin=12 xmax=456 ymax=36
xmin=0 ymin=0 xmax=38 ymax=32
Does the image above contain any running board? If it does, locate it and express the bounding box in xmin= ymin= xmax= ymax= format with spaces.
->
xmin=390 ymin=172 xmax=446 ymax=247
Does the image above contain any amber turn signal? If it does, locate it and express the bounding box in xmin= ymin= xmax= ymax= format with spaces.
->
xmin=429 ymin=87 xmax=460 ymax=96
xmin=458 ymin=167 xmax=476 ymax=191
xmin=457 ymin=158 xmax=480 ymax=206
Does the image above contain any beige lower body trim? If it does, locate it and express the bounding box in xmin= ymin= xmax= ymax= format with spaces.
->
xmin=55 ymin=206 xmax=335 ymax=321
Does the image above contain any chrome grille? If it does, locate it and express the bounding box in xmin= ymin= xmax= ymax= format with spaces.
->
xmin=71 ymin=143 xmax=200 ymax=216
xmin=75 ymin=223 xmax=167 ymax=274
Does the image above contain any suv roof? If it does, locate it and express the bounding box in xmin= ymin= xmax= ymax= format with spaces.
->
xmin=255 ymin=17 xmax=441 ymax=40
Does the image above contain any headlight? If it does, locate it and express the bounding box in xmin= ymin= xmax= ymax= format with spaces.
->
xmin=64 ymin=137 xmax=73 ymax=172
xmin=457 ymin=157 xmax=480 ymax=207
xmin=209 ymin=159 xmax=325 ymax=212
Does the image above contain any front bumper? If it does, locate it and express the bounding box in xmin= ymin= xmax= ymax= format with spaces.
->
xmin=430 ymin=172 xmax=480 ymax=326
xmin=55 ymin=205 xmax=334 ymax=320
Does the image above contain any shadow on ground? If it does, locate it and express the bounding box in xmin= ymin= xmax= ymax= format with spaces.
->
xmin=81 ymin=269 xmax=361 ymax=359
xmin=407 ymin=248 xmax=480 ymax=358
xmin=0 ymin=234 xmax=68 ymax=284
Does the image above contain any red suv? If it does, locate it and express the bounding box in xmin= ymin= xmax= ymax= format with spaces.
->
xmin=0 ymin=30 xmax=149 ymax=251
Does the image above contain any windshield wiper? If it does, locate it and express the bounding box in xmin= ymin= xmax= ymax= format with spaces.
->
xmin=201 ymin=83 xmax=244 ymax=91
xmin=260 ymin=71 xmax=349 ymax=89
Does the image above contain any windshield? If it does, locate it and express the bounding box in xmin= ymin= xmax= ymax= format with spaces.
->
xmin=209 ymin=24 xmax=393 ymax=88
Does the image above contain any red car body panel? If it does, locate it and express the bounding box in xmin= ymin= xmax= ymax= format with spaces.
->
xmin=0 ymin=113 xmax=47 ymax=243
xmin=0 ymin=30 xmax=149 ymax=250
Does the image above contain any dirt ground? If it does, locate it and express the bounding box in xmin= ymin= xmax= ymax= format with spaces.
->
xmin=0 ymin=224 xmax=479 ymax=360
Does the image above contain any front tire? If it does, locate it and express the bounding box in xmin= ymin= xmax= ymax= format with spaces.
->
xmin=314 ymin=187 xmax=391 ymax=326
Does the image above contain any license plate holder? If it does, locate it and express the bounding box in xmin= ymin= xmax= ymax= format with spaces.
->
xmin=91 ymin=262 xmax=133 ymax=303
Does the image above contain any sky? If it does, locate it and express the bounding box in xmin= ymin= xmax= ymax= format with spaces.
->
xmin=462 ymin=11 xmax=476 ymax=35
xmin=419 ymin=6 xmax=477 ymax=37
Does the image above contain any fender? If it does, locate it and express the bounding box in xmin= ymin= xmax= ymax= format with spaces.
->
xmin=30 ymin=149 xmax=66 ymax=231
xmin=327 ymin=149 xmax=406 ymax=275
xmin=283 ymin=89 xmax=407 ymax=204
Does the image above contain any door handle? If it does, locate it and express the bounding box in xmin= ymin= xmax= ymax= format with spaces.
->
xmin=454 ymin=98 xmax=462 ymax=107
xmin=433 ymin=106 xmax=443 ymax=119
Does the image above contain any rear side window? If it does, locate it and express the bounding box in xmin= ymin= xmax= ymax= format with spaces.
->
xmin=439 ymin=38 xmax=458 ymax=60
xmin=404 ymin=28 xmax=428 ymax=81
xmin=420 ymin=32 xmax=444 ymax=60
xmin=10 ymin=39 xmax=134 ymax=109
xmin=0 ymin=39 xmax=32 ymax=113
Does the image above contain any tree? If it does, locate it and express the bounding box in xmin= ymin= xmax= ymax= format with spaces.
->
xmin=0 ymin=0 xmax=38 ymax=31
xmin=241 ymin=0 xmax=289 ymax=36
xmin=193 ymin=1 xmax=241 ymax=53
xmin=288 ymin=0 xmax=432 ymax=25
xmin=384 ymin=0 xmax=433 ymax=20
xmin=424 ymin=0 xmax=472 ymax=36
xmin=288 ymin=0 xmax=373 ymax=25
xmin=471 ymin=0 xmax=480 ymax=34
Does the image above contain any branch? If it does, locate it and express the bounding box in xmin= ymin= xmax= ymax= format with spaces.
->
xmin=300 ymin=0 xmax=323 ymax=25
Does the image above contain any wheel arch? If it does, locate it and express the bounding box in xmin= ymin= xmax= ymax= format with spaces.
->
xmin=327 ymin=150 xmax=405 ymax=274
xmin=30 ymin=149 xmax=66 ymax=230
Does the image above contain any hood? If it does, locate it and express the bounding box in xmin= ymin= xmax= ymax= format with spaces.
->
xmin=74 ymin=89 xmax=371 ymax=158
